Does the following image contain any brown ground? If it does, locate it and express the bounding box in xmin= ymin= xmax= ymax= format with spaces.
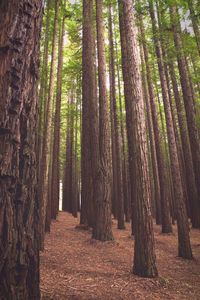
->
xmin=40 ymin=212 xmax=200 ymax=300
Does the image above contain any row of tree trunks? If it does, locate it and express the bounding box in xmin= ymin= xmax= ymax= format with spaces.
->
xmin=170 ymin=4 xmax=200 ymax=226
xmin=149 ymin=0 xmax=192 ymax=259
xmin=138 ymin=16 xmax=172 ymax=233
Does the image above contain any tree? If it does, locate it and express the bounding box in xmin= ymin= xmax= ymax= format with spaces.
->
xmin=81 ymin=0 xmax=99 ymax=228
xmin=108 ymin=3 xmax=125 ymax=230
xmin=39 ymin=0 xmax=60 ymax=249
xmin=118 ymin=0 xmax=158 ymax=277
xmin=0 ymin=0 xmax=42 ymax=298
xmin=93 ymin=0 xmax=113 ymax=241
xmin=51 ymin=12 xmax=65 ymax=222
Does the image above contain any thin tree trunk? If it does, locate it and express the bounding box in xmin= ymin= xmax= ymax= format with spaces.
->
xmin=39 ymin=0 xmax=59 ymax=249
xmin=51 ymin=13 xmax=65 ymax=219
xmin=108 ymin=3 xmax=125 ymax=230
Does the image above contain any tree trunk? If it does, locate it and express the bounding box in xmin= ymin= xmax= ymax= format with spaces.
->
xmin=92 ymin=0 xmax=113 ymax=241
xmin=39 ymin=0 xmax=59 ymax=249
xmin=51 ymin=14 xmax=65 ymax=220
xmin=118 ymin=0 xmax=158 ymax=277
xmin=81 ymin=0 xmax=99 ymax=229
xmin=108 ymin=3 xmax=125 ymax=230
xmin=0 ymin=1 xmax=42 ymax=298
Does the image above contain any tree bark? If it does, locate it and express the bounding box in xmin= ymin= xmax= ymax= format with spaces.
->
xmin=39 ymin=0 xmax=59 ymax=249
xmin=149 ymin=0 xmax=193 ymax=259
xmin=139 ymin=16 xmax=172 ymax=233
xmin=118 ymin=0 xmax=158 ymax=277
xmin=108 ymin=3 xmax=125 ymax=230
xmin=81 ymin=0 xmax=99 ymax=229
xmin=0 ymin=0 xmax=42 ymax=298
xmin=51 ymin=14 xmax=65 ymax=220
xmin=92 ymin=0 xmax=113 ymax=241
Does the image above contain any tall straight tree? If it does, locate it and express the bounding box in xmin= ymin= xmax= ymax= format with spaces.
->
xmin=118 ymin=0 xmax=158 ymax=277
xmin=51 ymin=11 xmax=65 ymax=220
xmin=81 ymin=0 xmax=99 ymax=228
xmin=93 ymin=0 xmax=113 ymax=241
xmin=149 ymin=0 xmax=193 ymax=259
xmin=0 ymin=0 xmax=42 ymax=298
xmin=108 ymin=3 xmax=125 ymax=230
xmin=39 ymin=0 xmax=60 ymax=249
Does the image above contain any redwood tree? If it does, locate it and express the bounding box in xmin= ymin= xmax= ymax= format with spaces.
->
xmin=118 ymin=0 xmax=158 ymax=277
xmin=93 ymin=0 xmax=113 ymax=241
xmin=0 ymin=0 xmax=42 ymax=298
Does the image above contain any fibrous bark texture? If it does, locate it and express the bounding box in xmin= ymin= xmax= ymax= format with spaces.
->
xmin=0 ymin=0 xmax=42 ymax=298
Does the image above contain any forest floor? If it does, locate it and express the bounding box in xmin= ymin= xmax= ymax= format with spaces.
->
xmin=40 ymin=212 xmax=200 ymax=300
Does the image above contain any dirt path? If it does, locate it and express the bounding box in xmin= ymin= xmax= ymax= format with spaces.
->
xmin=40 ymin=212 xmax=200 ymax=299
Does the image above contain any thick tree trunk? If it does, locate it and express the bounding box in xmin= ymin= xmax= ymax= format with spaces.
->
xmin=118 ymin=0 xmax=158 ymax=277
xmin=0 ymin=1 xmax=42 ymax=298
xmin=93 ymin=0 xmax=113 ymax=241
xmin=81 ymin=0 xmax=99 ymax=228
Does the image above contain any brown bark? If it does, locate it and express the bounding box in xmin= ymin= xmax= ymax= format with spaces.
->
xmin=51 ymin=14 xmax=65 ymax=220
xmin=119 ymin=0 xmax=158 ymax=277
xmin=168 ymin=61 xmax=200 ymax=227
xmin=139 ymin=17 xmax=172 ymax=233
xmin=114 ymin=21 xmax=131 ymax=223
xmin=149 ymin=0 xmax=193 ymax=259
xmin=92 ymin=0 xmax=113 ymax=241
xmin=81 ymin=0 xmax=99 ymax=228
xmin=39 ymin=0 xmax=59 ymax=249
xmin=170 ymin=5 xmax=200 ymax=214
xmin=140 ymin=42 xmax=161 ymax=226
xmin=108 ymin=4 xmax=125 ymax=230
xmin=0 ymin=1 xmax=42 ymax=298
xmin=37 ymin=0 xmax=50 ymax=181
